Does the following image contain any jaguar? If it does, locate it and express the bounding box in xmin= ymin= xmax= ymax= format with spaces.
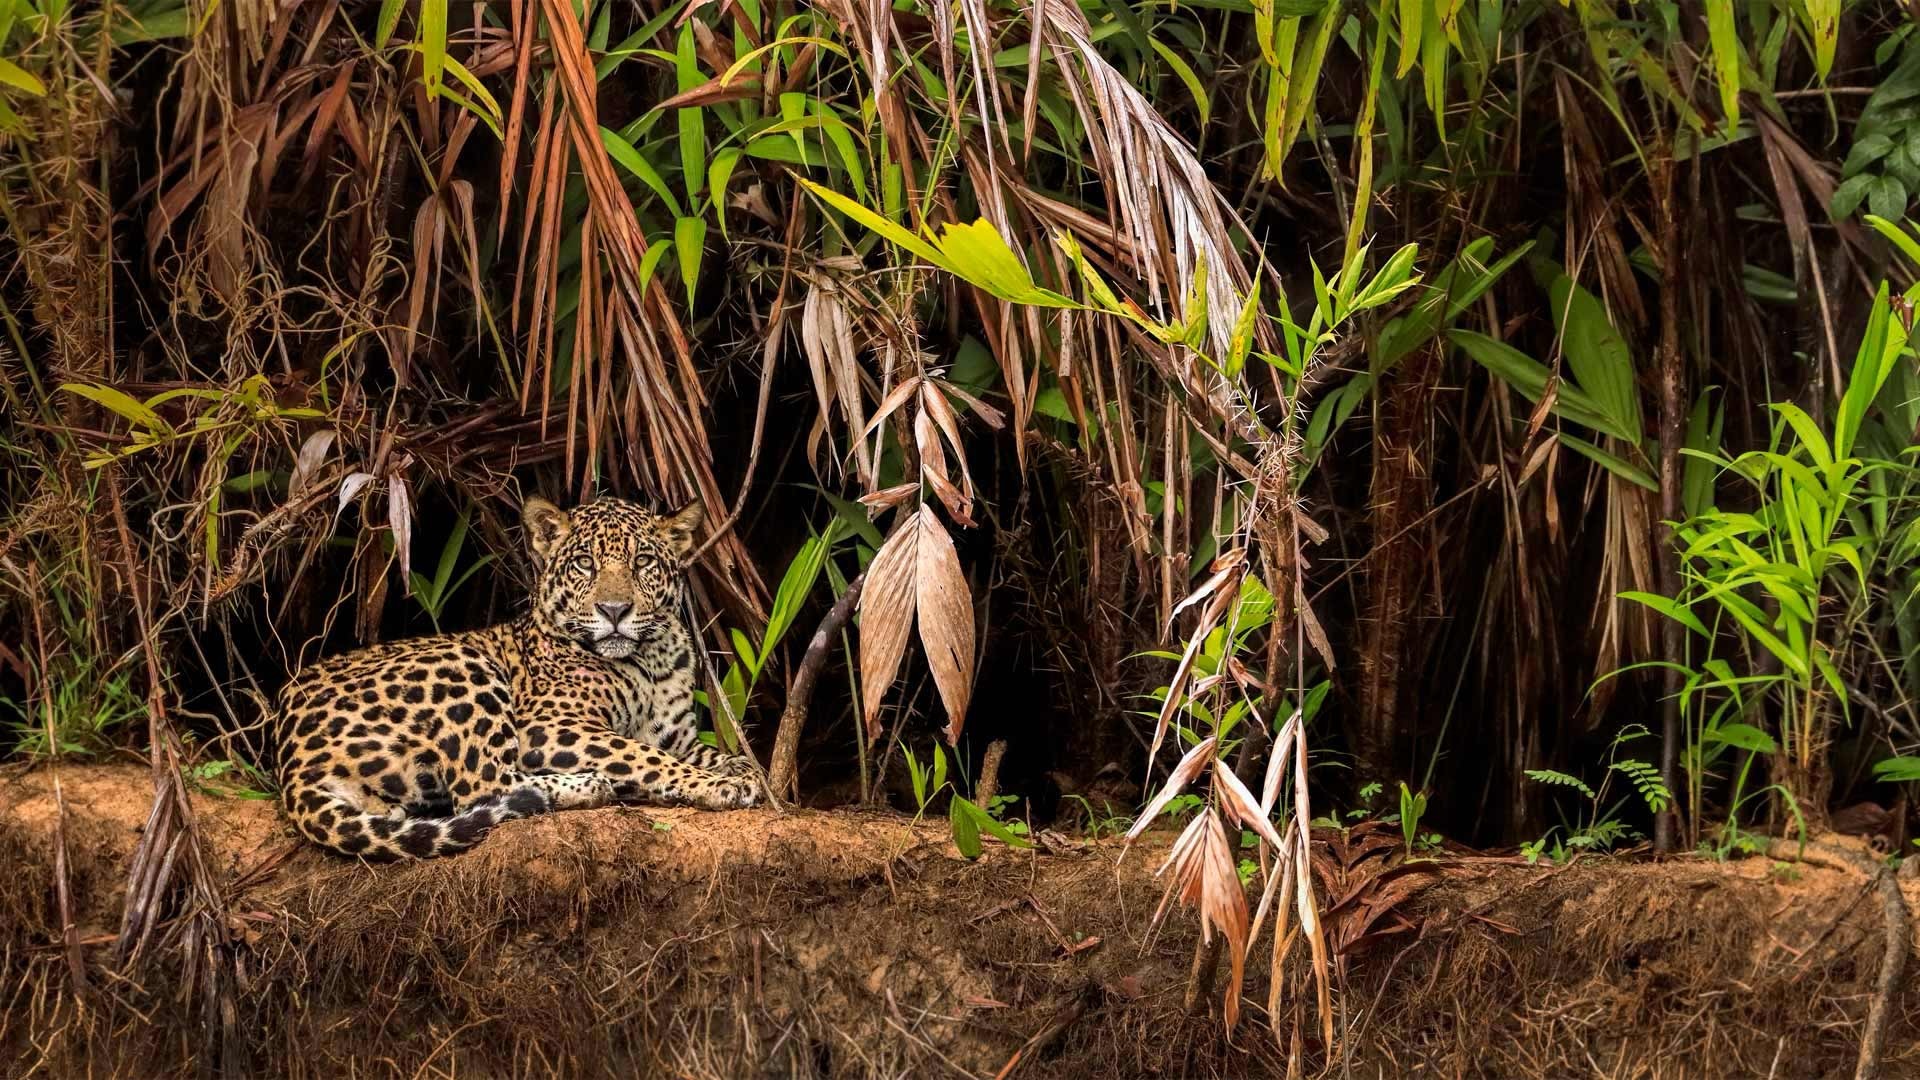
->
xmin=269 ymin=495 xmax=762 ymax=859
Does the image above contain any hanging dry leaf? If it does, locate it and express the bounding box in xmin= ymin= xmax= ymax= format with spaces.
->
xmin=290 ymin=429 xmax=336 ymax=496
xmin=913 ymin=506 xmax=975 ymax=742
xmin=1199 ymin=809 xmax=1250 ymax=1032
xmin=1260 ymin=711 xmax=1299 ymax=815
xmin=1146 ymin=622 xmax=1207 ymax=773
xmin=857 ymin=483 xmax=920 ymax=511
xmin=1125 ymin=734 xmax=1215 ymax=841
xmin=387 ymin=470 xmax=413 ymax=597
xmin=1213 ymin=759 xmax=1285 ymax=852
xmin=335 ymin=471 xmax=375 ymax=525
xmin=857 ymin=517 xmax=918 ymax=740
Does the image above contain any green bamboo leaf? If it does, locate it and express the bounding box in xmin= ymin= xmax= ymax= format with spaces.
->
xmin=708 ymin=148 xmax=742 ymax=239
xmin=1705 ymin=0 xmax=1741 ymax=127
xmin=419 ymin=0 xmax=448 ymax=93
xmin=61 ymin=382 xmax=170 ymax=433
xmin=0 ymin=58 xmax=45 ymax=97
xmin=797 ymin=177 xmax=947 ymax=267
xmin=676 ymin=24 xmax=707 ymax=202
xmin=1224 ymin=281 xmax=1261 ymax=380
xmin=1707 ymin=722 xmax=1778 ymax=754
xmin=949 ymin=796 xmax=982 ymax=857
xmin=1619 ymin=591 xmax=1709 ymax=637
xmin=374 ymin=0 xmax=407 ymax=48
xmin=439 ymin=55 xmax=502 ymax=123
xmin=1769 ymin=402 xmax=1833 ymax=469
xmin=674 ymin=216 xmax=707 ymax=309
xmin=1148 ymin=37 xmax=1211 ymax=126
xmin=1557 ymin=434 xmax=1659 ymax=491
xmin=1275 ymin=7 xmax=1338 ymax=178
xmin=600 ymin=126 xmax=685 ymax=216
xmin=1805 ymin=0 xmax=1839 ymax=82
xmin=932 ymin=221 xmax=1078 ymax=307
xmin=1396 ymin=0 xmax=1422 ymax=79
xmin=1447 ymin=330 xmax=1628 ymax=439
xmin=638 ymin=237 xmax=675 ymax=295
xmin=1546 ymin=271 xmax=1642 ymax=445
xmin=1873 ymin=756 xmax=1920 ymax=782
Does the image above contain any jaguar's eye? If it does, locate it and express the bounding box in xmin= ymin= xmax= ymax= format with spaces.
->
xmin=569 ymin=555 xmax=596 ymax=574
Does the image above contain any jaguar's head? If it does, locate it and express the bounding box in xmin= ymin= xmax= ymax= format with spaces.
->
xmin=521 ymin=495 xmax=703 ymax=660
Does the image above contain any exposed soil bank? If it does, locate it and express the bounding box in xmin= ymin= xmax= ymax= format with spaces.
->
xmin=3 ymin=764 xmax=1917 ymax=1078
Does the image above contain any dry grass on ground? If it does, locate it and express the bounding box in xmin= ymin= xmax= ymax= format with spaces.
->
xmin=2 ymin=765 xmax=1916 ymax=1079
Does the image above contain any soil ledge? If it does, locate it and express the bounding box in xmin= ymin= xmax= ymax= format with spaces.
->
xmin=3 ymin=764 xmax=1917 ymax=1078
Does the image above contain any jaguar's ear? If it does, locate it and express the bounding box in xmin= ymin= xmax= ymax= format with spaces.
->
xmin=522 ymin=497 xmax=573 ymax=562
xmin=661 ymin=500 xmax=704 ymax=559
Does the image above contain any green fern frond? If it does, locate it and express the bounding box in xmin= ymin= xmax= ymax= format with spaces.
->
xmin=1524 ymin=768 xmax=1596 ymax=799
xmin=1610 ymin=759 xmax=1672 ymax=814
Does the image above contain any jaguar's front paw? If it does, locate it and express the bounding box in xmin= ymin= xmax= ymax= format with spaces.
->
xmin=692 ymin=776 xmax=761 ymax=810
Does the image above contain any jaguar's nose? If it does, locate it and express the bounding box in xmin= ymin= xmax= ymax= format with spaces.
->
xmin=596 ymin=600 xmax=633 ymax=624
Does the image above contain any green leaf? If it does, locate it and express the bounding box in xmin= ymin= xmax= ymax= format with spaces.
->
xmin=949 ymin=795 xmax=982 ymax=857
xmin=1868 ymin=175 xmax=1909 ymax=220
xmin=419 ymin=0 xmax=448 ymax=94
xmin=1872 ymin=756 xmax=1920 ymax=782
xmin=1447 ymin=331 xmax=1627 ymax=439
xmin=1618 ymin=591 xmax=1708 ymax=637
xmin=1148 ymin=36 xmax=1210 ymax=126
xmin=950 ymin=796 xmax=1033 ymax=858
xmin=765 ymin=527 xmax=835 ymax=653
xmin=708 ymin=149 xmax=743 ymax=238
xmin=601 ymin=127 xmax=685 ymax=217
xmin=676 ymin=24 xmax=707 ymax=202
xmin=1704 ymin=0 xmax=1741 ymax=128
xmin=1557 ymin=434 xmax=1659 ymax=491
xmin=674 ymin=216 xmax=707 ymax=308
xmin=0 ymin=58 xmax=45 ymax=97
xmin=1707 ymin=722 xmax=1778 ymax=754
xmin=111 ymin=5 xmax=193 ymax=45
xmin=60 ymin=382 xmax=170 ymax=433
xmin=931 ymin=220 xmax=1078 ymax=307
xmin=374 ymin=0 xmax=408 ymax=48
xmin=1546 ymin=271 xmax=1642 ymax=444
xmin=797 ymin=177 xmax=945 ymax=267
xmin=638 ymin=237 xmax=675 ymax=295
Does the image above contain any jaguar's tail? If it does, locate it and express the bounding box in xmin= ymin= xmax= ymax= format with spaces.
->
xmin=284 ymin=784 xmax=555 ymax=860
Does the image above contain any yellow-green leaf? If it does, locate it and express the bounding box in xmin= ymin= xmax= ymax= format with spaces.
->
xmin=61 ymin=382 xmax=170 ymax=433
xmin=0 ymin=58 xmax=46 ymax=97
xmin=1705 ymin=0 xmax=1741 ymax=127
xmin=674 ymin=216 xmax=707 ymax=309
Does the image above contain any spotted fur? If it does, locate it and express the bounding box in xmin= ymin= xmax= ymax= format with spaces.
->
xmin=270 ymin=496 xmax=762 ymax=860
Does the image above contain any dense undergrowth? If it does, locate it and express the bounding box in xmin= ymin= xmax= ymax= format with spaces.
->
xmin=4 ymin=0 xmax=1920 ymax=1057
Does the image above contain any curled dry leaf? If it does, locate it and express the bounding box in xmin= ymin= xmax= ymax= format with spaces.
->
xmin=290 ymin=429 xmax=336 ymax=496
xmin=335 ymin=471 xmax=375 ymax=525
xmin=387 ymin=470 xmax=413 ymax=597
xmin=857 ymin=483 xmax=920 ymax=511
xmin=1260 ymin=710 xmax=1299 ymax=815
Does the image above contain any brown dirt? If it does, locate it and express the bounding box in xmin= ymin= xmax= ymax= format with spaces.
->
xmin=3 ymin=764 xmax=1917 ymax=1079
